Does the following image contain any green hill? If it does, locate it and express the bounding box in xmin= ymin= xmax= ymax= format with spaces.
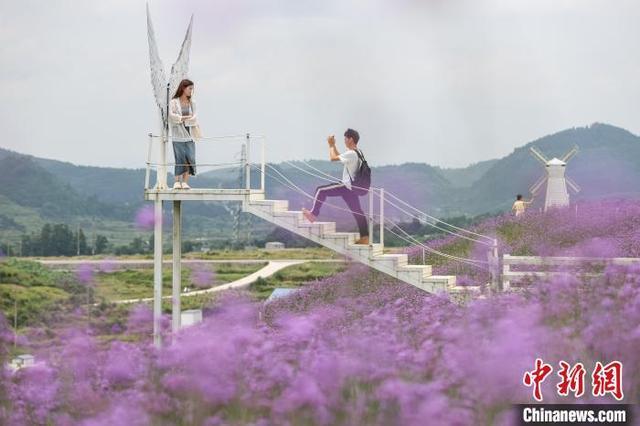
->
xmin=2 ymin=123 xmax=640 ymax=246
xmin=462 ymin=123 xmax=640 ymax=214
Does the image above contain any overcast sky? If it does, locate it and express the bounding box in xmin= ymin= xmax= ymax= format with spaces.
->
xmin=1 ymin=0 xmax=639 ymax=170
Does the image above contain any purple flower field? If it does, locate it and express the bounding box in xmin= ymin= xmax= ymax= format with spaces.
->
xmin=1 ymin=200 xmax=639 ymax=425
xmin=407 ymin=199 xmax=640 ymax=287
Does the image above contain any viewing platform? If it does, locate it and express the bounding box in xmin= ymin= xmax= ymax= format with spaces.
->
xmin=144 ymin=188 xmax=265 ymax=202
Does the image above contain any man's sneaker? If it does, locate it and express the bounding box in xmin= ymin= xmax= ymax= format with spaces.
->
xmin=172 ymin=182 xmax=182 ymax=190
xmin=355 ymin=236 xmax=369 ymax=245
xmin=302 ymin=208 xmax=316 ymax=223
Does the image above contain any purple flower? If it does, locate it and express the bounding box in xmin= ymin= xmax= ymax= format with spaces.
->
xmin=126 ymin=304 xmax=153 ymax=335
xmin=99 ymin=258 xmax=117 ymax=273
xmin=76 ymin=263 xmax=94 ymax=286
xmin=190 ymin=263 xmax=217 ymax=288
xmin=102 ymin=342 xmax=147 ymax=387
xmin=135 ymin=205 xmax=157 ymax=231
xmin=4 ymin=199 xmax=640 ymax=423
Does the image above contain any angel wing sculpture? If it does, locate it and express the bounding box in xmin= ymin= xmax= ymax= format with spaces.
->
xmin=146 ymin=4 xmax=193 ymax=189
xmin=146 ymin=3 xmax=193 ymax=125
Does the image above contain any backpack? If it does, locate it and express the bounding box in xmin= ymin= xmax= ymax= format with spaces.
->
xmin=349 ymin=149 xmax=371 ymax=196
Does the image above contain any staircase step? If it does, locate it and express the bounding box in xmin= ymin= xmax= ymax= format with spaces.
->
xmin=371 ymin=253 xmax=408 ymax=267
xmin=297 ymin=221 xmax=337 ymax=236
xmin=347 ymin=243 xmax=384 ymax=257
xmin=272 ymin=210 xmax=303 ymax=224
xmin=397 ymin=264 xmax=432 ymax=279
xmin=423 ymin=275 xmax=456 ymax=286
xmin=249 ymin=199 xmax=289 ymax=213
xmin=414 ymin=281 xmax=449 ymax=294
xmin=324 ymin=232 xmax=360 ymax=245
xmin=322 ymin=232 xmax=359 ymax=249
xmin=447 ymin=285 xmax=482 ymax=304
xmin=448 ymin=285 xmax=481 ymax=293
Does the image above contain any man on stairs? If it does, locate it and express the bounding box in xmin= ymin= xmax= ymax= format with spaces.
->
xmin=302 ymin=129 xmax=370 ymax=245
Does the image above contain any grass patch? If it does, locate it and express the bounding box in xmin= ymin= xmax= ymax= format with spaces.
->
xmin=191 ymin=247 xmax=338 ymax=260
xmin=249 ymin=262 xmax=347 ymax=300
xmin=161 ymin=293 xmax=221 ymax=313
xmin=0 ymin=258 xmax=61 ymax=287
xmin=94 ymin=262 xmax=267 ymax=302
xmin=0 ymin=259 xmax=79 ymax=327
xmin=421 ymin=238 xmax=474 ymax=268
xmin=94 ymin=269 xmax=186 ymax=301
xmin=496 ymin=221 xmax=534 ymax=255
xmin=213 ymin=262 xmax=268 ymax=282
xmin=0 ymin=283 xmax=69 ymax=327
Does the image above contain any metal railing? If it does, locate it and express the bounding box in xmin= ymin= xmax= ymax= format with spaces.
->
xmin=502 ymin=254 xmax=640 ymax=290
xmin=144 ymin=131 xmax=266 ymax=193
xmin=266 ymin=159 xmax=501 ymax=289
xmin=368 ymin=187 xmax=385 ymax=246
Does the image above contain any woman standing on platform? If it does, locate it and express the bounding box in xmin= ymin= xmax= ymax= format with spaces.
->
xmin=169 ymin=79 xmax=200 ymax=189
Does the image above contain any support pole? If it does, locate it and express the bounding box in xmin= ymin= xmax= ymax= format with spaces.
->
xmin=379 ymin=188 xmax=384 ymax=247
xmin=172 ymin=200 xmax=182 ymax=333
xmin=158 ymin=83 xmax=171 ymax=190
xmin=145 ymin=133 xmax=153 ymax=190
xmin=502 ymin=261 xmax=511 ymax=292
xmin=153 ymin=199 xmax=163 ymax=348
xmin=489 ymin=238 xmax=500 ymax=293
xmin=245 ymin=133 xmax=251 ymax=190
xmin=160 ymin=133 xmax=168 ymax=189
xmin=368 ymin=189 xmax=374 ymax=245
xmin=260 ymin=137 xmax=265 ymax=193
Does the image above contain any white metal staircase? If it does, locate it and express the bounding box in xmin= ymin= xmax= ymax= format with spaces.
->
xmin=243 ymin=197 xmax=481 ymax=300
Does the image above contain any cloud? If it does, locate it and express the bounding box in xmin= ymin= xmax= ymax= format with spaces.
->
xmin=1 ymin=0 xmax=639 ymax=170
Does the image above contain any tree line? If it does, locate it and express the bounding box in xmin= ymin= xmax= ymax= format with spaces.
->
xmin=1 ymin=224 xmax=153 ymax=257
xmin=14 ymin=224 xmax=108 ymax=256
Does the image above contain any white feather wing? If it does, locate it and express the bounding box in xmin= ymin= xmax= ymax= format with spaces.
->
xmin=146 ymin=3 xmax=168 ymax=124
xmin=169 ymin=15 xmax=194 ymax=100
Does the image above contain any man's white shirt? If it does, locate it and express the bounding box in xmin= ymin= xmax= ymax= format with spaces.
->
xmin=338 ymin=149 xmax=360 ymax=190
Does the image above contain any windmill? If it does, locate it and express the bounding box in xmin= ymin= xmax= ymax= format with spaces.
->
xmin=529 ymin=145 xmax=580 ymax=212
xmin=146 ymin=3 xmax=194 ymax=189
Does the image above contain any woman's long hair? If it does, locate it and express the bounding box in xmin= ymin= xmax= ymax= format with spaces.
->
xmin=173 ymin=79 xmax=194 ymax=99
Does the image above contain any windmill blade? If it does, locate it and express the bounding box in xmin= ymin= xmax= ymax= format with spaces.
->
xmin=561 ymin=145 xmax=579 ymax=163
xmin=529 ymin=146 xmax=549 ymax=164
xmin=168 ymin=14 xmax=194 ymax=99
xmin=566 ymin=175 xmax=581 ymax=193
xmin=529 ymin=174 xmax=547 ymax=195
xmin=146 ymin=3 xmax=168 ymax=124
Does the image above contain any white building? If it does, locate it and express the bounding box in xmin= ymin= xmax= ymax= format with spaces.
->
xmin=8 ymin=354 xmax=35 ymax=372
xmin=181 ymin=309 xmax=203 ymax=328
xmin=529 ymin=146 xmax=580 ymax=212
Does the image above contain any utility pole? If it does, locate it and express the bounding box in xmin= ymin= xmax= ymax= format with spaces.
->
xmin=14 ymin=298 xmax=17 ymax=347
xmin=234 ymin=145 xmax=246 ymax=247
xmin=77 ymin=224 xmax=81 ymax=256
